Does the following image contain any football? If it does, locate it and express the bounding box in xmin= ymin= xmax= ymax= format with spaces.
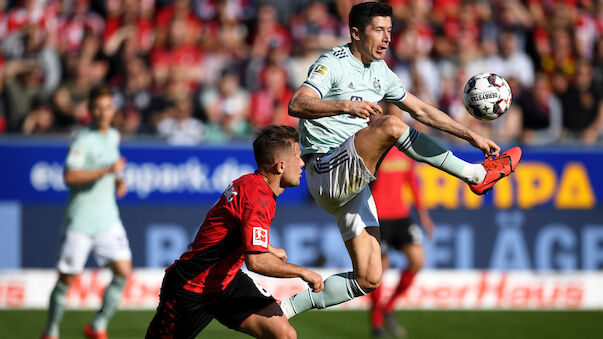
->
xmin=462 ymin=73 xmax=512 ymax=120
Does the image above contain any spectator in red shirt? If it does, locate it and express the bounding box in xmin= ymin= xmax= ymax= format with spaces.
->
xmin=55 ymin=0 xmax=105 ymax=56
xmin=369 ymin=148 xmax=434 ymax=338
xmin=146 ymin=125 xmax=324 ymax=339
xmin=249 ymin=64 xmax=296 ymax=129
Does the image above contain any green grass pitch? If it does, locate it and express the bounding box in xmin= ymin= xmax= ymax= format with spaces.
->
xmin=1 ymin=309 xmax=601 ymax=338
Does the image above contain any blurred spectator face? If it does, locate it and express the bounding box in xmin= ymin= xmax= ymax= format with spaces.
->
xmin=552 ymin=29 xmax=572 ymax=56
xmin=174 ymin=0 xmax=190 ymax=12
xmin=264 ymin=66 xmax=287 ymax=93
xmin=165 ymin=76 xmax=190 ymax=100
xmin=175 ymin=96 xmax=192 ymax=120
xmin=552 ymin=71 xmax=569 ymax=94
xmin=534 ymin=73 xmax=552 ymax=104
xmin=481 ymin=39 xmax=498 ymax=56
xmin=126 ymin=57 xmax=151 ymax=91
xmin=500 ymin=32 xmax=517 ymax=58
xmin=575 ymin=60 xmax=593 ymax=89
xmin=80 ymin=32 xmax=100 ymax=58
xmin=35 ymin=106 xmax=54 ymax=131
xmin=90 ymin=94 xmax=117 ymax=131
xmin=21 ymin=64 xmax=44 ymax=88
xmin=169 ymin=19 xmax=193 ymax=47
xmin=23 ymin=104 xmax=54 ymax=134
xmin=122 ymin=0 xmax=140 ymax=20
xmin=258 ymin=5 xmax=278 ymax=28
xmin=219 ymin=73 xmax=239 ymax=96
xmin=74 ymin=0 xmax=91 ymax=15
xmin=307 ymin=1 xmax=328 ymax=24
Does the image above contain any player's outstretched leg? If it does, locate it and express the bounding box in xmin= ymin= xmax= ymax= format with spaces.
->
xmin=355 ymin=116 xmax=521 ymax=195
xmin=393 ymin=124 xmax=487 ymax=184
xmin=281 ymin=228 xmax=381 ymax=318
xmin=280 ymin=271 xmax=366 ymax=318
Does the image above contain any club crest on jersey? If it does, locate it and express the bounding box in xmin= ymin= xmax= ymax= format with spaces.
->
xmin=309 ymin=64 xmax=329 ymax=80
xmin=373 ymin=78 xmax=382 ymax=92
xmin=253 ymin=227 xmax=268 ymax=247
xmin=224 ymin=183 xmax=238 ymax=202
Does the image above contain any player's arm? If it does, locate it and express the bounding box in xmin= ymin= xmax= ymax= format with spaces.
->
xmin=408 ymin=163 xmax=434 ymax=237
xmin=268 ymin=244 xmax=287 ymax=261
xmin=288 ymin=86 xmax=382 ymax=119
xmin=115 ymin=177 xmax=127 ymax=198
xmin=245 ymin=252 xmax=324 ymax=292
xmin=64 ymin=157 xmax=126 ymax=186
xmin=394 ymin=92 xmax=500 ymax=157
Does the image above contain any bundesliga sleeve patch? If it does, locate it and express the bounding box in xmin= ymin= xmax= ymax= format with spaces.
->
xmin=308 ymin=64 xmax=329 ymax=81
xmin=252 ymin=227 xmax=268 ymax=248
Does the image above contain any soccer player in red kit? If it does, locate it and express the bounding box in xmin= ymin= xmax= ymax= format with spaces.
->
xmin=146 ymin=125 xmax=324 ymax=339
xmin=369 ymin=148 xmax=434 ymax=338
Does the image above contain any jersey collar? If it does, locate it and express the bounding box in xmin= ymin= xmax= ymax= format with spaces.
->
xmin=344 ymin=43 xmax=372 ymax=70
xmin=254 ymin=171 xmax=278 ymax=200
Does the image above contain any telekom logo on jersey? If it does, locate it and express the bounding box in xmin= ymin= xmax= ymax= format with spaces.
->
xmin=253 ymin=227 xmax=268 ymax=248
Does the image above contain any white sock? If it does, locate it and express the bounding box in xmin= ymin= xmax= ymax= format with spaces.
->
xmin=280 ymin=298 xmax=297 ymax=319
xmin=462 ymin=163 xmax=487 ymax=184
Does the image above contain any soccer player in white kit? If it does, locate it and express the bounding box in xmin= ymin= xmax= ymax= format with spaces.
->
xmin=280 ymin=2 xmax=521 ymax=319
xmin=42 ymin=86 xmax=132 ymax=339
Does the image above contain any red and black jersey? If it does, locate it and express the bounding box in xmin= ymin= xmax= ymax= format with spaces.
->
xmin=168 ymin=173 xmax=276 ymax=294
xmin=372 ymin=149 xmax=423 ymax=220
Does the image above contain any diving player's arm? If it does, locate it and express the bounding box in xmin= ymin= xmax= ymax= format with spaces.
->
xmin=393 ymin=92 xmax=500 ymax=157
xmin=245 ymin=251 xmax=324 ymax=292
xmin=64 ymin=157 xmax=126 ymax=186
xmin=288 ymin=85 xmax=382 ymax=119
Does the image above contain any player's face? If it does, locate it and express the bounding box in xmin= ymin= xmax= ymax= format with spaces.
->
xmin=357 ymin=16 xmax=392 ymax=61
xmin=281 ymin=142 xmax=304 ymax=188
xmin=91 ymin=95 xmax=116 ymax=132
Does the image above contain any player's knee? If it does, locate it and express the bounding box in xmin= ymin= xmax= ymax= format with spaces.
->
xmin=111 ymin=260 xmax=132 ymax=278
xmin=408 ymin=259 xmax=424 ymax=273
xmin=270 ymin=322 xmax=296 ymax=339
xmin=355 ymin=274 xmax=381 ymax=293
xmin=375 ymin=115 xmax=407 ymax=140
xmin=407 ymin=250 xmax=425 ymax=272
xmin=59 ymin=273 xmax=77 ymax=286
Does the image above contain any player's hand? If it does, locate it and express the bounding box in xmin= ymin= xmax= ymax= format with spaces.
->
xmin=469 ymin=134 xmax=500 ymax=158
xmin=271 ymin=247 xmax=288 ymax=261
xmin=302 ymin=269 xmax=324 ymax=293
xmin=344 ymin=101 xmax=383 ymax=119
xmin=111 ymin=157 xmax=127 ymax=173
xmin=116 ymin=178 xmax=128 ymax=198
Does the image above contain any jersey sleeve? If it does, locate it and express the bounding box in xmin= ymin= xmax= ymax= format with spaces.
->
xmin=302 ymin=54 xmax=341 ymax=98
xmin=65 ymin=137 xmax=87 ymax=170
xmin=383 ymin=66 xmax=407 ymax=103
xmin=239 ymin=192 xmax=274 ymax=253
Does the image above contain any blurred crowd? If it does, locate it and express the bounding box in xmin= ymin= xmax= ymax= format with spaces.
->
xmin=0 ymin=0 xmax=601 ymax=145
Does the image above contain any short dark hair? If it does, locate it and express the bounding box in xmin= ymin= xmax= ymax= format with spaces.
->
xmin=349 ymin=2 xmax=392 ymax=34
xmin=88 ymin=85 xmax=113 ymax=111
xmin=253 ymin=125 xmax=299 ymax=168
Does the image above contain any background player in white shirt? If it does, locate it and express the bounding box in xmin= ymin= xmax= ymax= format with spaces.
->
xmin=42 ymin=86 xmax=132 ymax=339
xmin=280 ymin=2 xmax=521 ymax=319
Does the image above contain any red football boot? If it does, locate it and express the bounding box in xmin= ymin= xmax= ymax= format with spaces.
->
xmin=40 ymin=333 xmax=58 ymax=339
xmin=469 ymin=147 xmax=522 ymax=195
xmin=84 ymin=324 xmax=108 ymax=339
